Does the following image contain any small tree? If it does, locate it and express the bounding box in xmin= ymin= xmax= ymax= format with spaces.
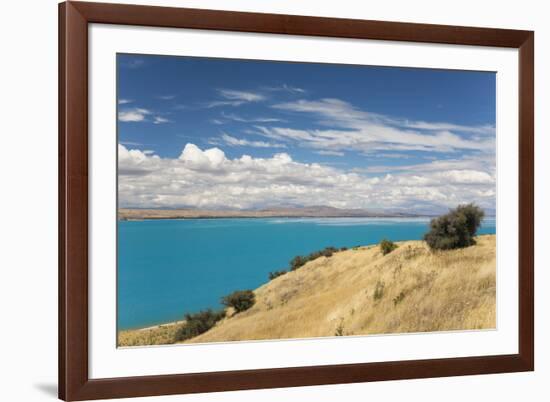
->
xmin=221 ymin=290 xmax=255 ymax=313
xmin=320 ymin=246 xmax=338 ymax=257
xmin=424 ymin=203 xmax=485 ymax=250
xmin=290 ymin=255 xmax=307 ymax=271
xmin=380 ymin=239 xmax=398 ymax=255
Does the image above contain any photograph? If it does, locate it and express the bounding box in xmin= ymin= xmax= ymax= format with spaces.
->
xmin=116 ymin=54 xmax=497 ymax=347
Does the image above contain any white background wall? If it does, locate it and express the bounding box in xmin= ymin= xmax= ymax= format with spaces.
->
xmin=0 ymin=0 xmax=546 ymax=401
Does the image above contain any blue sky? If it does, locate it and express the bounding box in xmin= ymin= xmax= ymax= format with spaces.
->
xmin=117 ymin=54 xmax=496 ymax=213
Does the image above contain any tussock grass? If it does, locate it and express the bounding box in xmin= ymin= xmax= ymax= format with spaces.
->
xmin=186 ymin=235 xmax=496 ymax=343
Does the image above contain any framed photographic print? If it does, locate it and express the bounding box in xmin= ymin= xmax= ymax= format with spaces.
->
xmin=59 ymin=1 xmax=534 ymax=400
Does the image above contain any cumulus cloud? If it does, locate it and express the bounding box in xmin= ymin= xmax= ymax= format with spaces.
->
xmin=118 ymin=143 xmax=495 ymax=212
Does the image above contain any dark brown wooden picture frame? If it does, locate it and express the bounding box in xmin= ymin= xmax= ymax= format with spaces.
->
xmin=59 ymin=1 xmax=534 ymax=400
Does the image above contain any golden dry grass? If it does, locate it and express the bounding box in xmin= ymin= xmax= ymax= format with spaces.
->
xmin=119 ymin=235 xmax=495 ymax=346
xmin=118 ymin=321 xmax=182 ymax=347
xmin=186 ymin=235 xmax=496 ymax=343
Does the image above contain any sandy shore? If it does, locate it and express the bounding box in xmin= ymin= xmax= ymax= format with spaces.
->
xmin=135 ymin=320 xmax=184 ymax=331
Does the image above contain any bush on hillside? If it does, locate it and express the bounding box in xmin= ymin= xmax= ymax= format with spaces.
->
xmin=424 ymin=203 xmax=485 ymax=250
xmin=380 ymin=239 xmax=398 ymax=255
xmin=221 ymin=290 xmax=256 ymax=313
xmin=290 ymin=255 xmax=308 ymax=271
xmin=174 ymin=309 xmax=225 ymax=341
xmin=268 ymin=270 xmax=287 ymax=281
xmin=290 ymin=246 xmax=339 ymax=271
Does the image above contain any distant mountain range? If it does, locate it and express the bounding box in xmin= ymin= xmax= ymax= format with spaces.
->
xmin=118 ymin=206 xmax=421 ymax=220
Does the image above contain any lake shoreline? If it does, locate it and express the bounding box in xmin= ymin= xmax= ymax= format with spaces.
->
xmin=118 ymin=207 xmax=425 ymax=221
xmin=118 ymin=234 xmax=496 ymax=346
xmin=119 ymin=234 xmax=496 ymax=334
xmin=117 ymin=216 xmax=496 ymax=332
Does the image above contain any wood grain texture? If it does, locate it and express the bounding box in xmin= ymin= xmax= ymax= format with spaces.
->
xmin=58 ymin=1 xmax=534 ymax=400
xmin=59 ymin=2 xmax=89 ymax=400
xmin=72 ymin=1 xmax=531 ymax=47
xmin=518 ymin=33 xmax=535 ymax=370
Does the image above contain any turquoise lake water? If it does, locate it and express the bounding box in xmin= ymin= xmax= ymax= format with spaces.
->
xmin=117 ymin=217 xmax=496 ymax=330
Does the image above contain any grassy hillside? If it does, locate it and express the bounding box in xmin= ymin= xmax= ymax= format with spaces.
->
xmin=118 ymin=321 xmax=183 ymax=347
xmin=119 ymin=235 xmax=495 ymax=347
xmin=186 ymin=235 xmax=495 ymax=343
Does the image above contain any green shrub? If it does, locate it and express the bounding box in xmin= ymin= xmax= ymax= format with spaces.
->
xmin=289 ymin=246 xmax=338 ymax=271
xmin=321 ymin=246 xmax=338 ymax=257
xmin=424 ymin=203 xmax=485 ymax=250
xmin=380 ymin=239 xmax=398 ymax=255
xmin=174 ymin=309 xmax=225 ymax=341
xmin=290 ymin=255 xmax=308 ymax=271
xmin=221 ymin=290 xmax=255 ymax=313
xmin=268 ymin=270 xmax=287 ymax=280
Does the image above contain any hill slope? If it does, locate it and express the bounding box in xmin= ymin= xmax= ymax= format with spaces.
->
xmin=185 ymin=235 xmax=496 ymax=343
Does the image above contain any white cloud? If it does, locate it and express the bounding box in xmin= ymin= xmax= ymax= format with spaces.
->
xmin=403 ymin=121 xmax=495 ymax=135
xmin=204 ymin=100 xmax=245 ymax=108
xmin=118 ymin=143 xmax=495 ymax=212
xmin=263 ymin=84 xmax=306 ymax=94
xmin=218 ymin=89 xmax=265 ymax=102
xmin=204 ymin=89 xmax=266 ymax=108
xmin=434 ymin=169 xmax=493 ymax=184
xmin=118 ymin=108 xmax=151 ymax=122
xmin=179 ymin=143 xmax=227 ymax=169
xmin=118 ymin=108 xmax=172 ymax=124
xmin=118 ymin=99 xmax=133 ymax=105
xmin=361 ymin=156 xmax=495 ymax=175
xmin=153 ymin=116 xmax=171 ymax=124
xmin=221 ymin=112 xmax=283 ymax=123
xmin=218 ymin=133 xmax=286 ymax=148
xmin=157 ymin=95 xmax=176 ymax=100
xmin=270 ymin=98 xmax=495 ymax=154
